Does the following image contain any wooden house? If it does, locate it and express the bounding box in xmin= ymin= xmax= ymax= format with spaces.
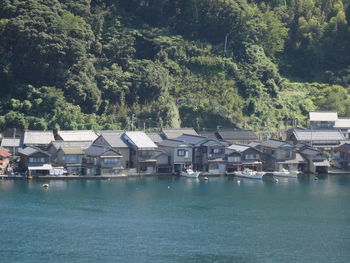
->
xmin=0 ymin=148 xmax=11 ymax=174
xmin=226 ymin=144 xmax=264 ymax=173
xmin=18 ymin=146 xmax=52 ymax=176
xmin=215 ymin=128 xmax=258 ymax=144
xmin=56 ymin=146 xmax=85 ymax=175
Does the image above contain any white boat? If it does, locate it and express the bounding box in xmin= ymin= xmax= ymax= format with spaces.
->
xmin=272 ymin=168 xmax=299 ymax=178
xmin=234 ymin=168 xmax=265 ymax=179
xmin=181 ymin=169 xmax=201 ymax=178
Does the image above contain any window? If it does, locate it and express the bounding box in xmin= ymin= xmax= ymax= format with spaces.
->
xmin=245 ymin=154 xmax=256 ymax=160
xmin=29 ymin=157 xmax=45 ymax=163
xmin=103 ymin=158 xmax=119 ymax=164
xmin=228 ymin=156 xmax=241 ymax=162
xmin=177 ymin=149 xmax=188 ymax=157
xmin=66 ymin=155 xmax=79 ymax=162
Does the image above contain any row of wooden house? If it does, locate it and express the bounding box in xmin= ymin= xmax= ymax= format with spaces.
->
xmin=0 ymin=126 xmax=345 ymax=177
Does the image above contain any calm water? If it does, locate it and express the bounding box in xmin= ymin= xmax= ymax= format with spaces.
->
xmin=1 ymin=175 xmax=350 ymax=263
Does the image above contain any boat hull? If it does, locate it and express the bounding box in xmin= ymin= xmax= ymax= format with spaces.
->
xmin=272 ymin=172 xmax=299 ymax=178
xmin=234 ymin=172 xmax=264 ymax=180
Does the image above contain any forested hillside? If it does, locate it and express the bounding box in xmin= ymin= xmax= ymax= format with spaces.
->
xmin=0 ymin=0 xmax=350 ymax=131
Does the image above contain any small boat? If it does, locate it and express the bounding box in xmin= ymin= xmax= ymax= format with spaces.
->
xmin=181 ymin=169 xmax=201 ymax=178
xmin=272 ymin=168 xmax=299 ymax=178
xmin=234 ymin=168 xmax=265 ymax=179
xmin=42 ymin=184 xmax=49 ymax=188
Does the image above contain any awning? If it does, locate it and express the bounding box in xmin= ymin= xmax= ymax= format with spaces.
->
xmin=28 ymin=164 xmax=53 ymax=171
xmin=313 ymin=160 xmax=330 ymax=167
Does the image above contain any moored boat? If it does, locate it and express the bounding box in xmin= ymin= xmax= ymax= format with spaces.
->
xmin=272 ymin=168 xmax=299 ymax=178
xmin=234 ymin=168 xmax=265 ymax=179
xmin=181 ymin=169 xmax=201 ymax=178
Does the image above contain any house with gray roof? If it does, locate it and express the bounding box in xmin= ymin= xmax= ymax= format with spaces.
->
xmin=18 ymin=146 xmax=52 ymax=176
xmin=200 ymin=139 xmax=228 ymax=175
xmin=256 ymin=139 xmax=306 ymax=172
xmin=122 ymin=131 xmax=158 ymax=174
xmin=225 ymin=144 xmax=264 ymax=173
xmin=93 ymin=132 xmax=130 ymax=169
xmin=161 ymin=128 xmax=199 ymax=140
xmin=1 ymin=137 xmax=22 ymax=154
xmin=299 ymin=146 xmax=329 ymax=174
xmin=48 ymin=141 xmax=92 ymax=162
xmin=309 ymin=111 xmax=338 ymax=129
xmin=287 ymin=128 xmax=345 ymax=151
xmin=23 ymin=130 xmax=55 ymax=149
xmin=56 ymin=147 xmax=85 ymax=175
xmin=146 ymin=132 xmax=163 ymax=143
xmin=55 ymin=130 xmax=98 ymax=142
xmin=84 ymin=145 xmax=124 ymax=176
xmin=215 ymin=129 xmax=258 ymax=144
xmin=157 ymin=139 xmax=193 ymax=174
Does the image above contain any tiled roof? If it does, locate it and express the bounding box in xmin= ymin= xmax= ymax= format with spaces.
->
xmin=157 ymin=139 xmax=190 ymax=148
xmin=162 ymin=128 xmax=198 ymax=139
xmin=84 ymin=145 xmax=122 ymax=157
xmin=201 ymin=139 xmax=226 ymax=147
xmin=95 ymin=130 xmax=124 ymax=136
xmin=216 ymin=129 xmax=258 ymax=141
xmin=146 ymin=132 xmax=163 ymax=143
xmin=100 ymin=132 xmax=129 ymax=148
xmin=59 ymin=147 xmax=84 ymax=155
xmin=309 ymin=111 xmax=338 ymax=121
xmin=50 ymin=141 xmax=92 ymax=151
xmin=123 ymin=131 xmax=157 ymax=148
xmin=259 ymin=139 xmax=293 ymax=149
xmin=1 ymin=138 xmax=21 ymax=147
xmin=56 ymin=130 xmax=98 ymax=142
xmin=336 ymin=143 xmax=350 ymax=153
xmin=0 ymin=148 xmax=11 ymax=157
xmin=198 ymin=131 xmax=216 ymax=139
xmin=23 ymin=131 xmax=54 ymax=145
xmin=227 ymin=144 xmax=250 ymax=152
xmin=18 ymin=146 xmax=50 ymax=156
xmin=293 ymin=129 xmax=345 ymax=141
xmin=174 ymin=134 xmax=207 ymax=145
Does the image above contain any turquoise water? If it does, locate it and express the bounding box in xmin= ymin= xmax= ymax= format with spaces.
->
xmin=1 ymin=175 xmax=350 ymax=263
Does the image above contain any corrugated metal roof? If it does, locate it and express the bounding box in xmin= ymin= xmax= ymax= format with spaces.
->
xmin=309 ymin=111 xmax=338 ymax=121
xmin=23 ymin=131 xmax=54 ymax=145
xmin=59 ymin=147 xmax=84 ymax=155
xmin=175 ymin=134 xmax=207 ymax=145
xmin=293 ymin=129 xmax=345 ymax=141
xmin=56 ymin=130 xmax=98 ymax=142
xmin=334 ymin=118 xmax=350 ymax=128
xmin=227 ymin=144 xmax=250 ymax=152
xmin=146 ymin=132 xmax=163 ymax=143
xmin=123 ymin=131 xmax=157 ymax=149
xmin=162 ymin=128 xmax=198 ymax=139
xmin=100 ymin=132 xmax=129 ymax=148
xmin=217 ymin=129 xmax=258 ymax=141
xmin=1 ymin=138 xmax=21 ymax=147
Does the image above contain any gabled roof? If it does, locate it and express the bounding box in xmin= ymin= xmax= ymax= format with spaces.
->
xmin=49 ymin=141 xmax=92 ymax=151
xmin=216 ymin=129 xmax=258 ymax=142
xmin=59 ymin=147 xmax=84 ymax=155
xmin=258 ymin=139 xmax=294 ymax=149
xmin=98 ymin=132 xmax=129 ymax=148
xmin=198 ymin=131 xmax=216 ymax=140
xmin=174 ymin=134 xmax=207 ymax=146
xmin=161 ymin=128 xmax=198 ymax=139
xmin=95 ymin=130 xmax=124 ymax=136
xmin=18 ymin=146 xmax=50 ymax=156
xmin=157 ymin=139 xmax=190 ymax=148
xmin=84 ymin=145 xmax=122 ymax=157
xmin=146 ymin=132 xmax=163 ymax=143
xmin=0 ymin=148 xmax=11 ymax=158
xmin=201 ymin=139 xmax=227 ymax=147
xmin=292 ymin=129 xmax=345 ymax=141
xmin=299 ymin=147 xmax=322 ymax=156
xmin=336 ymin=143 xmax=350 ymax=153
xmin=309 ymin=111 xmax=338 ymax=122
xmin=227 ymin=144 xmax=250 ymax=152
xmin=23 ymin=130 xmax=54 ymax=145
xmin=123 ymin=131 xmax=157 ymax=149
xmin=334 ymin=118 xmax=350 ymax=128
xmin=56 ymin=130 xmax=98 ymax=142
xmin=1 ymin=138 xmax=21 ymax=147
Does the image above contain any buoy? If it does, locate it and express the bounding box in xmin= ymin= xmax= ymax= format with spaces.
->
xmin=237 ymin=180 xmax=241 ymax=185
xmin=167 ymin=186 xmax=170 ymax=189
xmin=275 ymin=178 xmax=279 ymax=183
xmin=204 ymin=177 xmax=209 ymax=180
xmin=43 ymin=184 xmax=49 ymax=188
